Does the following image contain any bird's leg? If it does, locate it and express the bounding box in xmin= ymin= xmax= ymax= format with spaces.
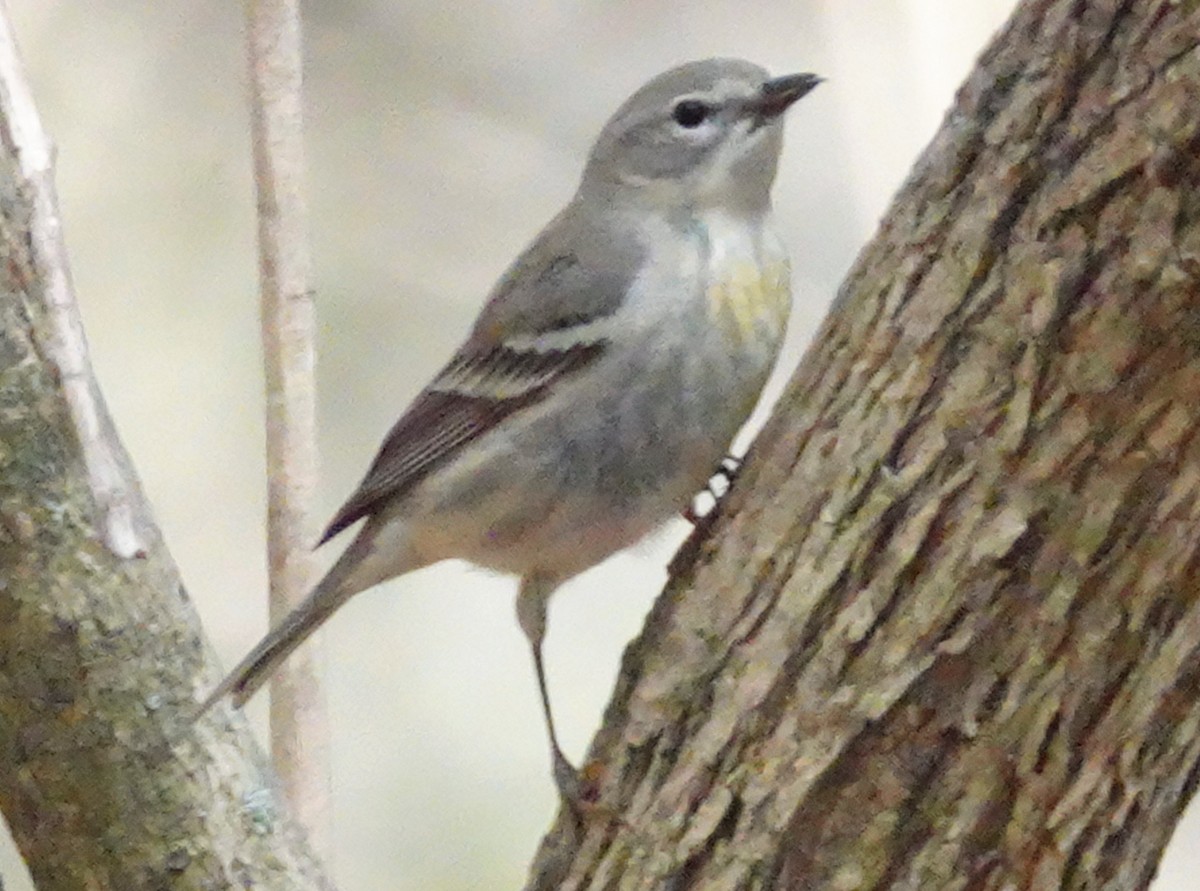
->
xmin=516 ymin=575 xmax=588 ymax=812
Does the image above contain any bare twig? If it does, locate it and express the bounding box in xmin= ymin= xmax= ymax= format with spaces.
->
xmin=246 ymin=0 xmax=331 ymax=859
xmin=0 ymin=0 xmax=147 ymax=559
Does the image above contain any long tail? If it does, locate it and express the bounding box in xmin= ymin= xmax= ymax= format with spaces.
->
xmin=197 ymin=536 xmax=375 ymax=717
xmin=198 ymin=590 xmax=344 ymax=717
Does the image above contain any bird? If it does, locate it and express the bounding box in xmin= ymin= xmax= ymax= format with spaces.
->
xmin=203 ymin=57 xmax=820 ymax=808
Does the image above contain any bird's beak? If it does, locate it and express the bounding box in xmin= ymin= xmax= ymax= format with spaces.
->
xmin=748 ymin=73 xmax=823 ymax=121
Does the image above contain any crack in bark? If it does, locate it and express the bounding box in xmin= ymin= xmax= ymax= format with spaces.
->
xmin=750 ymin=564 xmax=855 ymax=728
xmin=1036 ymin=166 xmax=1144 ymax=241
xmin=863 ymin=730 xmax=962 ymax=891
xmin=840 ymin=472 xmax=976 ymax=678
xmin=1087 ymin=462 xmax=1176 ymax=568
xmin=667 ymin=793 xmax=743 ymax=891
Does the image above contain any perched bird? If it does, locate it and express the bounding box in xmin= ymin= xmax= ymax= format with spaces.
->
xmin=205 ymin=58 xmax=820 ymax=806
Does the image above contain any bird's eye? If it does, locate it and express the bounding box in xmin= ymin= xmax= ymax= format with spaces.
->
xmin=672 ymin=100 xmax=710 ymax=129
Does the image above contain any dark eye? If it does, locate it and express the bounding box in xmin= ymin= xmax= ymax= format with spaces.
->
xmin=672 ymin=100 xmax=710 ymax=128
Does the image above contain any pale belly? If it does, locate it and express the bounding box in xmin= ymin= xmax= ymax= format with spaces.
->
xmin=404 ymin=211 xmax=793 ymax=582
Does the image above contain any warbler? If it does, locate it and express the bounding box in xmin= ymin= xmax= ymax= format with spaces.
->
xmin=205 ymin=58 xmax=820 ymax=806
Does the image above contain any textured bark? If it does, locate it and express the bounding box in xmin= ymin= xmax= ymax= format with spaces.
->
xmin=0 ymin=18 xmax=333 ymax=891
xmin=526 ymin=2 xmax=1200 ymax=889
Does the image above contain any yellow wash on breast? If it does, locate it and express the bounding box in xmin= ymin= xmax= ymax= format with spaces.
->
xmin=699 ymin=210 xmax=791 ymax=344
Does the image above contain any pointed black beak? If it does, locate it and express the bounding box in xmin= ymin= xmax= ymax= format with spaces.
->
xmin=749 ymin=72 xmax=823 ymax=121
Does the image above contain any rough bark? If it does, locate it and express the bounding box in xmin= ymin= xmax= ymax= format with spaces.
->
xmin=0 ymin=8 xmax=332 ymax=890
xmin=526 ymin=2 xmax=1200 ymax=889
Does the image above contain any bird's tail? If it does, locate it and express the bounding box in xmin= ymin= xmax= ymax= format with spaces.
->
xmin=197 ymin=534 xmax=378 ymax=718
xmin=197 ymin=576 xmax=349 ymax=718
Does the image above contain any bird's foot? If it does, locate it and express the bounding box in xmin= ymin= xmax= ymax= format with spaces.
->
xmin=673 ymin=455 xmax=745 ymax=577
xmin=716 ymin=454 xmax=742 ymax=484
xmin=552 ymin=751 xmax=622 ymax=827
xmin=682 ymin=454 xmax=743 ymax=525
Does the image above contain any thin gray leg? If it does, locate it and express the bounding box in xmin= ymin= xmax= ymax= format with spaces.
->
xmin=516 ymin=574 xmax=584 ymax=806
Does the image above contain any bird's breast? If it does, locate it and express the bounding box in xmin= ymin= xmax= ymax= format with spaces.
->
xmin=706 ymin=258 xmax=791 ymax=346
xmin=690 ymin=210 xmax=792 ymax=346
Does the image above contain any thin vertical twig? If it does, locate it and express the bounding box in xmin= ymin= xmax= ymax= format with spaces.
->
xmin=245 ymin=0 xmax=331 ymax=859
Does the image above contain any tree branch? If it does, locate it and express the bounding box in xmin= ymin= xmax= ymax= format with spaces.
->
xmin=0 ymin=3 xmax=333 ymax=887
xmin=525 ymin=1 xmax=1200 ymax=887
xmin=0 ymin=0 xmax=146 ymax=559
xmin=245 ymin=0 xmax=330 ymax=859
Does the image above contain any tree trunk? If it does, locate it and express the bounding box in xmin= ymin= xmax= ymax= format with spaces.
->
xmin=525 ymin=2 xmax=1200 ymax=888
xmin=0 ymin=15 xmax=332 ymax=891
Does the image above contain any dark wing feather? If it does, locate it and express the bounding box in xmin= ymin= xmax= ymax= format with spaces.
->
xmin=317 ymin=340 xmax=604 ymax=544
xmin=318 ymin=205 xmax=644 ymax=545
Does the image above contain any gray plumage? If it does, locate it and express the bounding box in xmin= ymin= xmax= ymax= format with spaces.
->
xmin=202 ymin=57 xmax=820 ymax=807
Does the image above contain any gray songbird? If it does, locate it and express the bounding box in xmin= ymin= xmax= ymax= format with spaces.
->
xmin=205 ymin=57 xmax=820 ymax=806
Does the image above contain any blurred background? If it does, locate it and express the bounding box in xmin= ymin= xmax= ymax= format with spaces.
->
xmin=4 ymin=2 xmax=1197 ymax=889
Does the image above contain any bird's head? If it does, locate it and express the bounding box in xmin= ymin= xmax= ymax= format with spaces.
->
xmin=580 ymin=58 xmax=821 ymax=215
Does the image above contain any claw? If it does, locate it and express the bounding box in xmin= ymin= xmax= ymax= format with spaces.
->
xmin=553 ymin=754 xmax=622 ymax=827
xmin=682 ymin=454 xmax=744 ymax=525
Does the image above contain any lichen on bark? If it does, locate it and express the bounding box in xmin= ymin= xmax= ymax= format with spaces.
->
xmin=0 ymin=76 xmax=331 ymax=891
